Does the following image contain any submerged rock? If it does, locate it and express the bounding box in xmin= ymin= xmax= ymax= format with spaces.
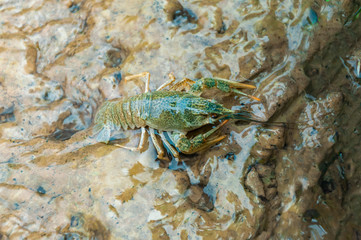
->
xmin=1 ymin=0 xmax=361 ymax=239
xmin=245 ymin=168 xmax=265 ymax=199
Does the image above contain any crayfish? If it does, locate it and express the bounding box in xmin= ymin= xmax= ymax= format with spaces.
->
xmin=93 ymin=72 xmax=260 ymax=159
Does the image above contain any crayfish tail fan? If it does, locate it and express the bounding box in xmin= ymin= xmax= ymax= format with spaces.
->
xmin=93 ymin=126 xmax=111 ymax=143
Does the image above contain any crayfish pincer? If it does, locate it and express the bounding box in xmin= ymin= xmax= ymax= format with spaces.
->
xmin=93 ymin=72 xmax=260 ymax=160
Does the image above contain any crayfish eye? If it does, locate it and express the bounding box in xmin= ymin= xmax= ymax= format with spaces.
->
xmin=211 ymin=113 xmax=219 ymax=119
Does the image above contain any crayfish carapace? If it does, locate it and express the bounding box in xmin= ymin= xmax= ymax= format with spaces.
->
xmin=93 ymin=72 xmax=260 ymax=160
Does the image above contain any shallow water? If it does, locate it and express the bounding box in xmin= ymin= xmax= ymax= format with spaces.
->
xmin=1 ymin=0 xmax=361 ymax=239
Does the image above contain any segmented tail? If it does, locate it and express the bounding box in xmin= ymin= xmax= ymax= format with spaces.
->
xmin=92 ymin=96 xmax=145 ymax=143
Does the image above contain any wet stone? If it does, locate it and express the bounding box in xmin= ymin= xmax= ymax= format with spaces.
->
xmin=70 ymin=216 xmax=79 ymax=227
xmin=188 ymin=185 xmax=202 ymax=203
xmin=63 ymin=232 xmax=82 ymax=239
xmin=198 ymin=160 xmax=213 ymax=186
xmin=172 ymin=8 xmax=197 ymax=26
xmin=104 ymin=49 xmax=124 ymax=68
xmin=256 ymin=231 xmax=271 ymax=240
xmin=303 ymin=209 xmax=320 ymax=221
xmin=1 ymin=0 xmax=360 ymax=238
xmin=257 ymin=128 xmax=285 ymax=150
xmin=63 ymin=101 xmax=94 ymax=131
xmin=302 ymin=8 xmax=318 ymax=29
xmin=265 ymin=187 xmax=277 ymax=200
xmin=256 ymin=164 xmax=276 ymax=188
xmin=42 ymin=88 xmax=63 ymax=102
xmin=25 ymin=44 xmax=37 ymax=74
xmin=250 ymin=127 xmax=285 ymax=161
xmin=197 ymin=193 xmax=214 ymax=212
xmin=70 ymin=214 xmax=84 ymax=229
xmin=172 ymin=170 xmax=190 ymax=194
xmin=187 ymin=185 xmax=214 ymax=212
xmin=113 ymin=72 xmax=122 ymax=83
xmin=250 ymin=145 xmax=272 ymax=160
xmin=255 ymin=165 xmax=273 ymax=178
xmin=48 ymin=129 xmax=78 ymax=141
xmin=245 ymin=168 xmax=265 ymax=199
xmin=217 ymin=22 xmax=226 ymax=34
xmin=69 ymin=3 xmax=80 ymax=13
xmin=36 ymin=186 xmax=46 ymax=195
xmin=320 ymin=178 xmax=336 ymax=194
xmin=0 ymin=112 xmax=15 ymax=124
xmin=0 ymin=104 xmax=14 ymax=116
xmin=39 ymin=81 xmax=64 ymax=103
xmin=225 ymin=152 xmax=235 ymax=161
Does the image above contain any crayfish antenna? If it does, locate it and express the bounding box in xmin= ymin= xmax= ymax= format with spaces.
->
xmin=232 ymin=89 xmax=261 ymax=101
